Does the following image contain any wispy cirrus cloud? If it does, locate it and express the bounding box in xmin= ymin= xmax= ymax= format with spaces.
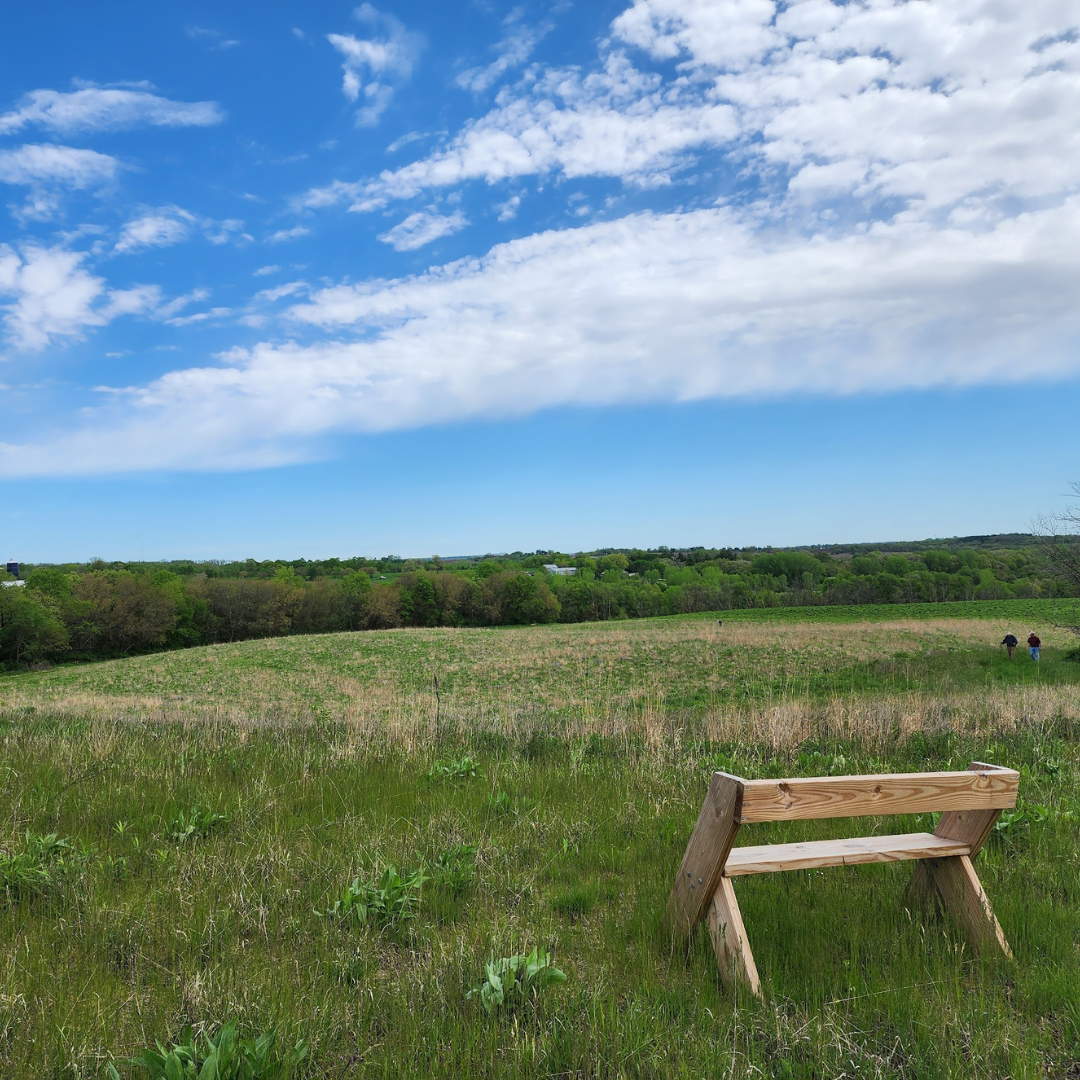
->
xmin=0 ymin=143 xmax=120 ymax=188
xmin=0 ymin=85 xmax=224 ymax=135
xmin=455 ymin=9 xmax=554 ymax=93
xmin=0 ymin=143 xmax=122 ymax=219
xmin=185 ymin=25 xmax=240 ymax=50
xmin=327 ymin=4 xmax=421 ymax=126
xmin=114 ymin=207 xmax=249 ymax=254
xmin=7 ymin=190 xmax=1080 ymax=473
xmin=115 ymin=207 xmax=197 ymax=253
xmin=267 ymin=226 xmax=311 ymax=243
xmin=378 ymin=209 xmax=467 ymax=250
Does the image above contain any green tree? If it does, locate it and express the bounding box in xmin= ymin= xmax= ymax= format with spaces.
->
xmin=73 ymin=572 xmax=177 ymax=654
xmin=340 ymin=571 xmax=374 ymax=630
xmin=484 ymin=572 xmax=560 ymax=625
xmin=0 ymin=584 xmax=69 ymax=664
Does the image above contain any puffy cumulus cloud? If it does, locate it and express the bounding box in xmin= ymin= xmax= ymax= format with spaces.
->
xmin=327 ymin=4 xmax=421 ymax=126
xmin=6 ymin=198 xmax=1080 ymax=473
xmin=0 ymin=86 xmax=224 ymax=135
xmin=304 ymin=0 xmax=1080 ymax=227
xmin=378 ymin=209 xmax=467 ymax=250
xmin=0 ymin=244 xmax=157 ymax=351
xmin=303 ymin=51 xmax=737 ymax=209
xmin=613 ymin=0 xmax=1080 ymax=220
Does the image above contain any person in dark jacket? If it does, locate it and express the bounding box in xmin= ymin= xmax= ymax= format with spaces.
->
xmin=1001 ymin=632 xmax=1018 ymax=659
xmin=1027 ymin=631 xmax=1041 ymax=661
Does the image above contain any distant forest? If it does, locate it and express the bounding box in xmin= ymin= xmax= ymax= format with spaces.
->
xmin=1 ymin=534 xmax=1074 ymax=667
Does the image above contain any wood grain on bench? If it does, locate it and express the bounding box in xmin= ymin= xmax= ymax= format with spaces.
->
xmin=738 ymin=768 xmax=1018 ymax=823
xmin=723 ymin=832 xmax=970 ymax=876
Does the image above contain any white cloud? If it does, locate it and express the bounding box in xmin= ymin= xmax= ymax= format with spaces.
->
xmin=115 ymin=208 xmax=196 ymax=253
xmin=0 ymin=143 xmax=121 ymax=217
xmin=7 ymin=193 xmax=1080 ymax=473
xmin=0 ymin=244 xmax=156 ymax=351
xmin=267 ymin=226 xmax=311 ymax=243
xmin=255 ymin=281 xmax=308 ymax=302
xmin=165 ymin=306 xmax=233 ymax=327
xmin=302 ymin=51 xmax=738 ymax=209
xmin=456 ymin=12 xmax=553 ymax=93
xmin=253 ymin=264 xmax=281 ymax=276
xmin=155 ymin=288 xmax=210 ymax=320
xmin=496 ymin=195 xmax=521 ymax=221
xmin=386 ymin=130 xmax=428 ymax=153
xmin=608 ymin=0 xmax=1080 ymax=221
xmin=378 ymin=209 xmax=467 ymax=250
xmin=185 ymin=26 xmax=240 ymax=49
xmin=0 ymin=86 xmax=224 ymax=135
xmin=206 ymin=219 xmax=249 ymax=245
xmin=0 ymin=143 xmax=120 ymax=188
xmin=327 ymin=4 xmax=421 ymax=125
xmin=303 ymin=0 xmax=1080 ymax=230
xmin=5 ymin=0 xmax=1080 ymax=474
xmin=113 ymin=208 xmax=248 ymax=254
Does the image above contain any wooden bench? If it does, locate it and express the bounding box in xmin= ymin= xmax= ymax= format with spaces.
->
xmin=667 ymin=761 xmax=1018 ymax=997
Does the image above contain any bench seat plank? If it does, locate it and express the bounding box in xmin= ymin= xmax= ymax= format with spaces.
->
xmin=723 ymin=832 xmax=971 ymax=876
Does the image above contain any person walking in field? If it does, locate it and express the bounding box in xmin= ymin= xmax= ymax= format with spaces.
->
xmin=1001 ymin=632 xmax=1018 ymax=659
xmin=1027 ymin=631 xmax=1041 ymax=661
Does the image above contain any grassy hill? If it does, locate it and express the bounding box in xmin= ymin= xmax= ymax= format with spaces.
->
xmin=0 ymin=605 xmax=1077 ymax=1077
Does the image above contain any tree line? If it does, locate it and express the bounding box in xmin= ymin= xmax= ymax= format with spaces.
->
xmin=2 ymin=537 xmax=1075 ymax=668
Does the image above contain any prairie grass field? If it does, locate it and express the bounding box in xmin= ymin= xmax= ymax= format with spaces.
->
xmin=0 ymin=599 xmax=1078 ymax=1078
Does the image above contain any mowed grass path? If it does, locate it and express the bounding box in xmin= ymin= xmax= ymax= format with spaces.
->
xmin=0 ymin=602 xmax=1077 ymax=1077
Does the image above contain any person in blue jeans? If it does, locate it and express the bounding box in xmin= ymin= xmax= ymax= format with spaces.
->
xmin=1027 ymin=631 xmax=1041 ymax=660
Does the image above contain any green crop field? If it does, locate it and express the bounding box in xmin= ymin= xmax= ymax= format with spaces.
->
xmin=0 ymin=603 xmax=1078 ymax=1077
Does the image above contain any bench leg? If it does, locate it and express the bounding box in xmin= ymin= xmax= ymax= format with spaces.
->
xmin=916 ymin=855 xmax=1013 ymax=959
xmin=707 ymin=877 xmax=762 ymax=998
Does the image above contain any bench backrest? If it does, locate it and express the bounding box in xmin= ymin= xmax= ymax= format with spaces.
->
xmin=735 ymin=762 xmax=1018 ymax=823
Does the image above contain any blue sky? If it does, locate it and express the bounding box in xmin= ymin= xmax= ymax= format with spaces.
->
xmin=1 ymin=1 xmax=1078 ymax=561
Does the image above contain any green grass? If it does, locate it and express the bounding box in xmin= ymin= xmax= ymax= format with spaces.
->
xmin=0 ymin=607 xmax=1077 ymax=1076
xmin=697 ymin=596 xmax=1080 ymax=625
xmin=3 ymin=602 xmax=1079 ymax=741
